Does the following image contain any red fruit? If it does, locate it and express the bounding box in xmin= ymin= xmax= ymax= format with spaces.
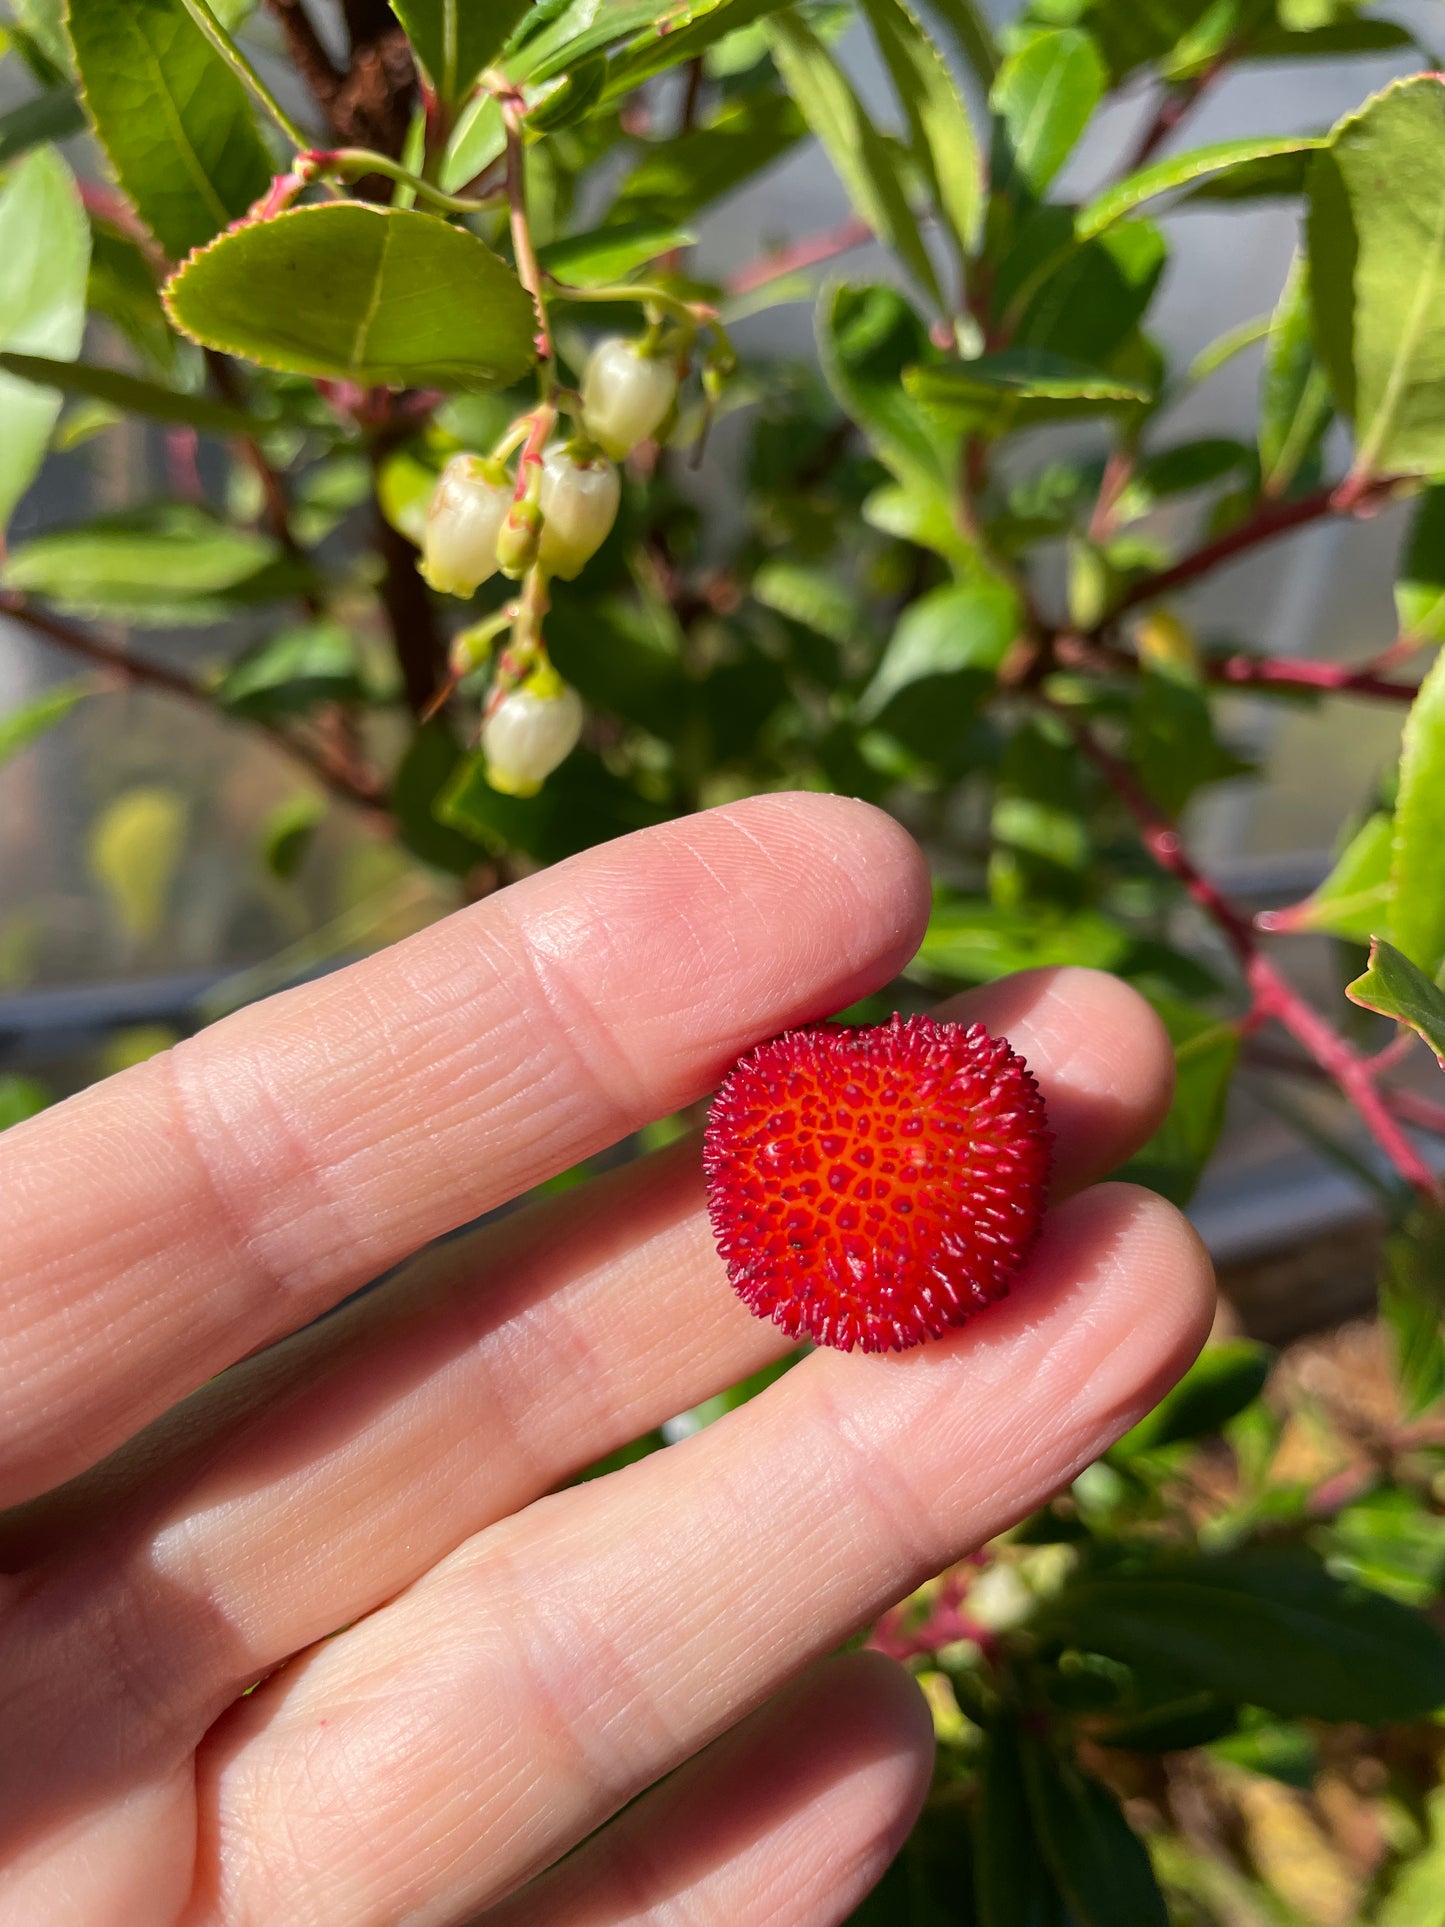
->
xmin=703 ymin=1013 xmax=1052 ymax=1353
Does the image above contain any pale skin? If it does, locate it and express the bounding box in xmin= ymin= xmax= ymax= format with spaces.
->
xmin=0 ymin=793 xmax=1215 ymax=1925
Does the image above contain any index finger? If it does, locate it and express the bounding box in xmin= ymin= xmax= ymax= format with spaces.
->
xmin=0 ymin=793 xmax=929 ymax=1508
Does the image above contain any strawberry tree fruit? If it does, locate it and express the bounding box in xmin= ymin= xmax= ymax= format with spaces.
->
xmin=482 ymin=670 xmax=585 ymax=796
xmin=581 ymin=336 xmax=679 ymax=460
xmin=420 ymin=454 xmax=511 ymax=598
xmin=536 ymin=442 xmax=621 ymax=580
xmin=704 ymin=1014 xmax=1052 ymax=1352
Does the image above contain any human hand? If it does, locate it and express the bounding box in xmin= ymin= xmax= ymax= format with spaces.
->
xmin=0 ymin=794 xmax=1214 ymax=1925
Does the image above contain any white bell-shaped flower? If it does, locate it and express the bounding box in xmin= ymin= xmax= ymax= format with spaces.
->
xmin=581 ymin=337 xmax=678 ymax=460
xmin=421 ymin=454 xmax=511 ymax=597
xmin=482 ymin=676 xmax=585 ymax=796
xmin=537 ymin=443 xmax=621 ymax=580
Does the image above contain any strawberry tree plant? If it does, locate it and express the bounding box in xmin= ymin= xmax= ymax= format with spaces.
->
xmin=4 ymin=0 xmax=1445 ymax=1917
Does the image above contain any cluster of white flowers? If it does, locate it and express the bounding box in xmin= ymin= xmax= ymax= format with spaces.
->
xmin=417 ymin=336 xmax=680 ymax=796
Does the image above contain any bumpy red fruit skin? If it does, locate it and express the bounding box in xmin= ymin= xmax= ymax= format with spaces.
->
xmin=703 ymin=1013 xmax=1052 ymax=1353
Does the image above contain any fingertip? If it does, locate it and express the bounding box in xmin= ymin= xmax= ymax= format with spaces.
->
xmin=813 ymin=1648 xmax=938 ymax=1800
xmin=1038 ymin=1180 xmax=1218 ymax=1446
xmin=938 ymin=966 xmax=1177 ymax=1195
xmin=713 ymin=790 xmax=934 ymax=977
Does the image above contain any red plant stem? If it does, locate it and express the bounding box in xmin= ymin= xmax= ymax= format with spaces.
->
xmin=1061 ymin=709 xmax=1442 ymax=1205
xmin=503 ymin=105 xmax=552 ymax=365
xmin=1383 ymin=1088 xmax=1445 ymax=1140
xmin=1118 ymin=56 xmax=1229 ymax=178
xmin=2 ymin=594 xmax=387 ymax=815
xmin=1204 ymin=651 xmax=1420 ymax=703
xmin=868 ymin=1572 xmax=998 ymax=1665
xmin=1106 ymin=477 xmax=1401 ymax=624
xmin=1109 ymin=486 xmax=1334 ymax=617
xmin=165 ymin=425 xmax=204 ymax=502
xmin=725 ymin=215 xmax=874 ymax=298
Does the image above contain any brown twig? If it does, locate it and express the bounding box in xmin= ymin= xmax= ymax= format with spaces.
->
xmin=1060 ymin=706 xmax=1441 ymax=1206
xmin=2 ymin=594 xmax=387 ymax=814
xmin=261 ymin=0 xmax=341 ymax=114
xmin=370 ymin=482 xmax=448 ymax=721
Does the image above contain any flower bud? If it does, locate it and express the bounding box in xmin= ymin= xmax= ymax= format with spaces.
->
xmin=482 ymin=676 xmax=584 ymax=796
xmin=496 ymin=497 xmax=543 ymax=579
xmin=581 ymin=336 xmax=679 ymax=460
xmin=537 ymin=443 xmax=620 ymax=580
xmin=420 ymin=454 xmax=510 ymax=597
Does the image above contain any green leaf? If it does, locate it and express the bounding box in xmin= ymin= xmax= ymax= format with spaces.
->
xmin=1180 ymin=146 xmax=1316 ymax=206
xmin=1389 ymin=649 xmax=1445 ymax=976
xmin=0 ymin=146 xmax=89 ymax=529
xmin=863 ymin=0 xmax=984 ymax=254
xmin=924 ymin=0 xmax=997 ymax=83
xmin=1263 ymin=809 xmax=1394 ymax=943
xmin=1044 ymin=1549 xmax=1445 ymax=1723
xmin=1079 ymin=134 xmax=1324 ymax=241
xmin=990 ymin=26 xmax=1106 ymax=196
xmin=1121 ymin=437 xmax=1251 ymax=512
xmin=1065 ymin=0 xmax=1223 ymax=83
xmin=0 ymin=1074 xmax=51 ymax=1131
xmin=859 ymin=579 xmax=1019 ymax=722
xmin=1130 ymin=665 xmax=1251 ymax=817
xmin=88 ymin=786 xmax=188 ymax=944
xmin=538 ymin=219 xmax=694 ymax=286
xmin=438 ymin=744 xmax=669 ymax=865
xmin=1114 ymin=1341 xmax=1271 ymax=1456
xmin=1021 ymin=1735 xmax=1169 ymax=1927
xmin=973 ymin=1721 xmax=1071 ymax=1927
xmin=392 ymin=723 xmax=490 ymax=876
xmin=87 ymin=223 xmax=179 ymax=374
xmin=1249 ymin=18 xmax=1414 ymax=59
xmin=990 ymin=717 xmax=1090 ymax=909
xmin=260 ymin=791 xmax=326 ymax=881
xmin=12 ymin=0 xmax=73 ymax=73
xmin=1003 ymin=212 xmax=1167 ymax=365
xmin=67 ymin=0 xmax=273 ymax=261
xmin=1397 ymin=485 xmax=1445 ymax=642
xmin=439 ymin=89 xmax=505 ymax=191
xmin=912 ymin=897 xmax=1131 ymax=983
xmin=0 ymin=680 xmax=92 ymax=768
xmin=1378 ymin=1788 xmax=1445 ymax=1927
xmin=164 ymin=205 xmax=537 ymax=391
xmin=0 ymin=84 xmax=86 ymax=166
xmin=905 ymin=349 xmax=1151 ymax=433
xmin=1347 ymin=937 xmax=1445 ymax=1066
xmin=602 ymin=0 xmax=794 ymax=98
xmin=817 ymin=284 xmax=969 ymax=566
xmin=1258 ymin=248 xmax=1333 ymax=497
xmin=1209 ymin=1716 xmax=1319 ymax=1788
xmin=1 ymin=504 xmax=285 ymax=623
xmin=1095 ymin=1693 xmax=1240 ymax=1754
xmin=0 ymin=351 xmax=262 ymax=433
xmin=608 ymin=91 xmax=804 ymax=226
xmin=506 ymin=0 xmax=664 ymax=86
xmin=217 ymin=622 xmax=365 ymax=719
xmin=766 ymin=12 xmax=942 ymax=308
xmin=389 ymin=0 xmax=530 ymax=104
xmin=1310 ymin=76 xmax=1445 ymax=480
xmin=1117 ymin=997 xmax=1238 ymax=1207
xmin=1380 ymin=1213 xmax=1445 ymax=1421
xmin=753 ymin=558 xmax=859 ymax=645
